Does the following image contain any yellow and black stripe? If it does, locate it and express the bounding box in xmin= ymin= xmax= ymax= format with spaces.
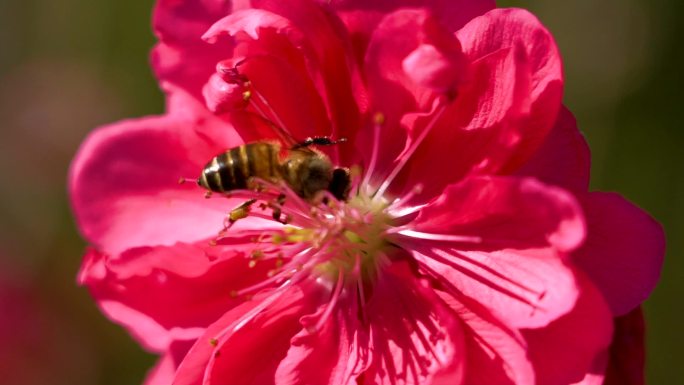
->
xmin=198 ymin=142 xmax=280 ymax=193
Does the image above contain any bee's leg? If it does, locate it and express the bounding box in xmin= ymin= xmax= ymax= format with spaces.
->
xmin=223 ymin=198 xmax=257 ymax=230
xmin=272 ymin=206 xmax=282 ymax=222
xmin=269 ymin=193 xmax=290 ymax=224
xmin=291 ymin=136 xmax=347 ymax=150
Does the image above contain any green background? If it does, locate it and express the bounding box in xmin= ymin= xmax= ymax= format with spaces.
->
xmin=0 ymin=0 xmax=681 ymax=383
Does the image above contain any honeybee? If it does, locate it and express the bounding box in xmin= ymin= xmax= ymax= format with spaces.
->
xmin=197 ymin=137 xmax=351 ymax=202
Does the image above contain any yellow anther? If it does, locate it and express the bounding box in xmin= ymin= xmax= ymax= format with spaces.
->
xmin=373 ymin=112 xmax=385 ymax=125
xmin=349 ymin=165 xmax=363 ymax=179
xmin=343 ymin=230 xmax=364 ymax=244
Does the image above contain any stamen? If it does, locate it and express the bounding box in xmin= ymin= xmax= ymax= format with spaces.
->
xmin=211 ymin=277 xmax=296 ymax=344
xmin=233 ymin=266 xmax=296 ymax=297
xmin=232 ymin=281 xmax=293 ymax=333
xmin=353 ymin=254 xmax=368 ymax=324
xmin=387 ymin=203 xmax=427 ymax=219
xmin=388 ymin=183 xmax=423 ymax=211
xmin=359 ymin=113 xmax=384 ymax=195
xmin=414 ymin=248 xmax=545 ymax=312
xmin=249 ymin=89 xmax=296 ymax=146
xmin=391 ymin=229 xmax=482 ymax=244
xmin=311 ymin=268 xmax=345 ymax=333
xmin=373 ymin=101 xmax=448 ymax=200
xmin=443 ymin=248 xmax=545 ymax=298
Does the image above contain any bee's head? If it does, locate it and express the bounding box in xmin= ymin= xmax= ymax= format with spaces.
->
xmin=328 ymin=168 xmax=351 ymax=201
xmin=299 ymin=156 xmax=333 ymax=200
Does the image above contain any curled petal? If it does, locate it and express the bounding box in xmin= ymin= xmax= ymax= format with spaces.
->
xmin=203 ymin=73 xmax=250 ymax=113
xmin=203 ymin=8 xmax=296 ymax=43
xmin=402 ymin=43 xmax=468 ymax=92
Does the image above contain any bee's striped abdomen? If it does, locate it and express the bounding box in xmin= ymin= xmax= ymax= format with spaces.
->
xmin=199 ymin=142 xmax=281 ymax=193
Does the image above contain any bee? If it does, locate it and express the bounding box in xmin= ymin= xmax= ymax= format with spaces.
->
xmin=197 ymin=136 xmax=351 ymax=202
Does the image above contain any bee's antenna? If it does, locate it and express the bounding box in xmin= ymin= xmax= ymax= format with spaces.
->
xmin=291 ymin=136 xmax=347 ymax=150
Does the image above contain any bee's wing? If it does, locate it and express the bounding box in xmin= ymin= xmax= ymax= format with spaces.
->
xmin=263 ymin=118 xmax=298 ymax=148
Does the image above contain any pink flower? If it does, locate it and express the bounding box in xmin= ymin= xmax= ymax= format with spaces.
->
xmin=70 ymin=1 xmax=664 ymax=384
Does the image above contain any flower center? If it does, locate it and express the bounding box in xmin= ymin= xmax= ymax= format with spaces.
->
xmin=306 ymin=193 xmax=394 ymax=281
xmin=223 ymin=184 xmax=396 ymax=289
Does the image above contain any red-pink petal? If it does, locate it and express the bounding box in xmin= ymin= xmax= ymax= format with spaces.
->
xmin=571 ymin=360 xmax=608 ymax=385
xmin=203 ymin=72 xmax=250 ymax=113
xmin=202 ymin=8 xmax=360 ymax=161
xmin=435 ymin=291 xmax=535 ymax=385
xmin=144 ymin=339 xmax=194 ymax=385
xmin=364 ymin=9 xmax=466 ymax=122
xmin=393 ymin=8 xmax=563 ymax=198
xmin=329 ymin=0 xmax=495 ymax=33
xmin=573 ymin=192 xmax=665 ymax=315
xmin=171 ymin=295 xmax=270 ymax=385
xmin=359 ymin=262 xmax=465 ymax=385
xmin=414 ymin=246 xmax=578 ymax=329
xmin=274 ymin=296 xmax=369 ymax=385
xmin=152 ymin=0 xmax=232 ymax=102
xmin=203 ymin=283 xmax=324 ymax=385
xmin=153 ymin=0 xmax=231 ymax=43
xmin=458 ymin=8 xmax=563 ymax=172
xmin=79 ymin=242 xmax=277 ymax=352
xmin=402 ymin=43 xmax=468 ymax=92
xmin=411 ymin=176 xmax=586 ymax=252
xmin=212 ymin=2 xmax=363 ymax=149
xmin=516 ymin=106 xmax=591 ymax=192
xmin=227 ymin=54 xmax=332 ymax=141
xmin=145 ymin=350 xmax=176 ymax=385
xmin=404 ymin=177 xmax=584 ymax=328
xmin=68 ymin=113 xmax=248 ymax=254
xmin=523 ymin=270 xmax=613 ymax=385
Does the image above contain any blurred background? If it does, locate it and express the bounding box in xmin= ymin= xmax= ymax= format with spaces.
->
xmin=0 ymin=0 xmax=681 ymax=383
